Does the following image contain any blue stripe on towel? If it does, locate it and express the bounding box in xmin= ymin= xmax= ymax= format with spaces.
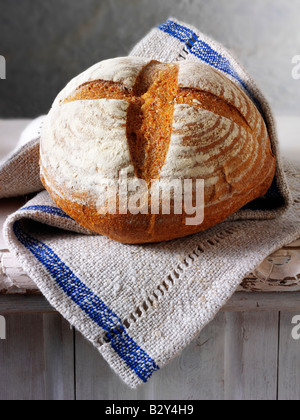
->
xmin=158 ymin=20 xmax=253 ymax=98
xmin=22 ymin=205 xmax=72 ymax=220
xmin=159 ymin=20 xmax=195 ymax=43
xmin=13 ymin=220 xmax=159 ymax=383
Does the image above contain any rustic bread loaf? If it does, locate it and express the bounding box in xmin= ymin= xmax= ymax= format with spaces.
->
xmin=40 ymin=57 xmax=276 ymax=244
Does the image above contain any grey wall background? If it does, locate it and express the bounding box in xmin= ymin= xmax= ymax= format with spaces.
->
xmin=0 ymin=0 xmax=299 ymax=118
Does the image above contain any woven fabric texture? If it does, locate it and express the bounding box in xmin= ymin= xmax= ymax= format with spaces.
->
xmin=0 ymin=116 xmax=45 ymax=198
xmin=1 ymin=19 xmax=299 ymax=388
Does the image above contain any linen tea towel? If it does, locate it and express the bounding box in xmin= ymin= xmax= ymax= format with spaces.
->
xmin=2 ymin=19 xmax=300 ymax=388
xmin=0 ymin=116 xmax=45 ymax=198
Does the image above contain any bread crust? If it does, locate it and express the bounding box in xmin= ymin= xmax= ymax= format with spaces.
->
xmin=40 ymin=57 xmax=276 ymax=244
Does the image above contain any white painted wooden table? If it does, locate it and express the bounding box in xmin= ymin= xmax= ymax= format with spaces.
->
xmin=0 ymin=118 xmax=300 ymax=401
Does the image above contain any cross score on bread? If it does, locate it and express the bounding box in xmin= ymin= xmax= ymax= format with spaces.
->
xmin=40 ymin=57 xmax=276 ymax=243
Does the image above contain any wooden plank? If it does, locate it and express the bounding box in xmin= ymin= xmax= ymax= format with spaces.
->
xmin=1 ymin=292 xmax=300 ymax=314
xmin=0 ymin=197 xmax=38 ymax=295
xmin=278 ymin=312 xmax=300 ymax=400
xmin=0 ymin=196 xmax=35 ymax=295
xmin=0 ymin=314 xmax=46 ymax=400
xmin=238 ymin=239 xmax=300 ymax=293
xmin=0 ymin=313 xmax=75 ymax=400
xmin=0 ymin=251 xmax=40 ymax=295
xmin=42 ymin=314 xmax=75 ymax=400
xmin=223 ymin=292 xmax=300 ymax=312
xmin=224 ymin=312 xmax=279 ymax=400
xmin=75 ymin=330 xmax=139 ymax=400
xmin=75 ymin=312 xmax=226 ymax=400
xmin=141 ymin=312 xmax=226 ymax=400
xmin=0 ymin=295 xmax=55 ymax=313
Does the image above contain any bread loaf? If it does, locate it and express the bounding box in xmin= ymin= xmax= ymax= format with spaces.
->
xmin=40 ymin=57 xmax=276 ymax=244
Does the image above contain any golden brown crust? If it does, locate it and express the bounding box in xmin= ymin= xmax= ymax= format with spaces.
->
xmin=41 ymin=151 xmax=275 ymax=244
xmin=40 ymin=59 xmax=276 ymax=244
